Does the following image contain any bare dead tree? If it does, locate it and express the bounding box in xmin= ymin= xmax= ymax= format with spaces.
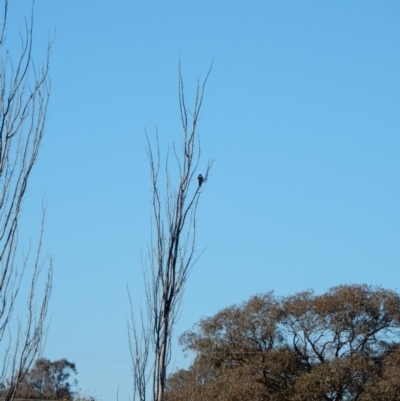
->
xmin=0 ymin=1 xmax=53 ymax=400
xmin=128 ymin=293 xmax=151 ymax=401
xmin=129 ymin=63 xmax=213 ymax=401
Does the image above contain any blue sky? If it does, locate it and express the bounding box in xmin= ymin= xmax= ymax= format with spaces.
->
xmin=7 ymin=0 xmax=400 ymax=399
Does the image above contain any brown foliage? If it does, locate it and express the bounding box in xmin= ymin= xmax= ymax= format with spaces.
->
xmin=165 ymin=284 xmax=400 ymax=401
xmin=1 ymin=358 xmax=76 ymax=400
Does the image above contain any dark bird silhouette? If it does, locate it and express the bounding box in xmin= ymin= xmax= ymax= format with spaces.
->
xmin=198 ymin=174 xmax=204 ymax=187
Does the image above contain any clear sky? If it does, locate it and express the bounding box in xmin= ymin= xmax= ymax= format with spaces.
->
xmin=7 ymin=0 xmax=400 ymax=399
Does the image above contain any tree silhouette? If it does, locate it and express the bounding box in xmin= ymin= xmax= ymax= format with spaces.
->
xmin=129 ymin=63 xmax=213 ymax=401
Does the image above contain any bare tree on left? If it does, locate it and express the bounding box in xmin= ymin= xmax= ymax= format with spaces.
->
xmin=0 ymin=1 xmax=53 ymax=400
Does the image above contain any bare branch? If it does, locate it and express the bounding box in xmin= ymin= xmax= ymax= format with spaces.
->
xmin=130 ymin=63 xmax=213 ymax=401
xmin=0 ymin=1 xmax=53 ymax=399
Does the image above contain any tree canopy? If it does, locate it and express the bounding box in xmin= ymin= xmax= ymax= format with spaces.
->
xmin=1 ymin=358 xmax=77 ymax=400
xmin=165 ymin=284 xmax=400 ymax=401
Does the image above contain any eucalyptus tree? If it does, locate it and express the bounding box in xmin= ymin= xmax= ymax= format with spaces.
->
xmin=167 ymin=284 xmax=400 ymax=401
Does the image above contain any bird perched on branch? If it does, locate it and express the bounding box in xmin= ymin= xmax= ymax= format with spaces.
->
xmin=198 ymin=174 xmax=204 ymax=187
